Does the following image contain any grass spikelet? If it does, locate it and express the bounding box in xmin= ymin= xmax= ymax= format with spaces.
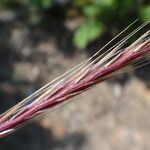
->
xmin=0 ymin=20 xmax=150 ymax=138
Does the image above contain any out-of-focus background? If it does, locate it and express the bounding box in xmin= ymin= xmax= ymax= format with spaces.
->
xmin=0 ymin=0 xmax=150 ymax=149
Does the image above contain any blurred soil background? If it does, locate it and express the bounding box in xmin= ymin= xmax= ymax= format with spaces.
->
xmin=0 ymin=0 xmax=150 ymax=150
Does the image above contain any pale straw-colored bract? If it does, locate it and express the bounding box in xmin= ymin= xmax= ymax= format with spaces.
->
xmin=0 ymin=20 xmax=150 ymax=138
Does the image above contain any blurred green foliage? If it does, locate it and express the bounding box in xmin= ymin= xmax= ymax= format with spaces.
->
xmin=73 ymin=19 xmax=104 ymax=49
xmin=28 ymin=0 xmax=53 ymax=24
xmin=73 ymin=0 xmax=140 ymax=49
xmin=0 ymin=0 xmax=149 ymax=49
xmin=140 ymin=5 xmax=150 ymax=21
xmin=30 ymin=0 xmax=53 ymax=9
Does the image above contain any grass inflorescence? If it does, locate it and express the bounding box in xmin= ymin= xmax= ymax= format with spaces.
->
xmin=0 ymin=20 xmax=150 ymax=138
